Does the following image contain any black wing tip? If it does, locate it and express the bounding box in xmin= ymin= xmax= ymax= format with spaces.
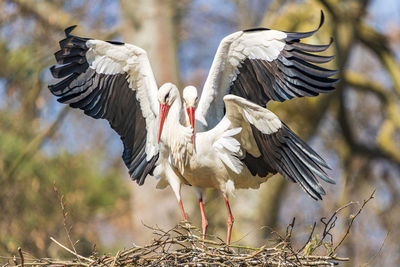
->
xmin=48 ymin=83 xmax=55 ymax=91
xmin=129 ymin=153 xmax=159 ymax=186
xmin=65 ymin=25 xmax=77 ymax=36
xmin=326 ymin=178 xmax=336 ymax=185
xmin=307 ymin=183 xmax=326 ymax=201
xmin=243 ymin=27 xmax=270 ymax=32
xmin=135 ymin=175 xmax=146 ymax=185
xmin=285 ymin=10 xmax=326 ymax=41
xmin=318 ymin=10 xmax=325 ymax=30
xmin=281 ymin=124 xmax=335 ymax=184
xmin=49 ymin=65 xmax=60 ymax=79
xmin=48 ymin=66 xmax=58 ymax=91
xmin=329 ymin=70 xmax=339 ymax=78
xmin=314 ymin=193 xmax=323 ymax=201
xmin=106 ymin=40 xmax=125 ymax=46
xmin=331 ymin=77 xmax=340 ymax=85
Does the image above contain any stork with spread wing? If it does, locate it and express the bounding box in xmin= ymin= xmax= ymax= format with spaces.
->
xmin=48 ymin=12 xmax=336 ymax=245
xmin=158 ymin=12 xmax=337 ymax=243
xmin=48 ymin=27 xmax=191 ymax=221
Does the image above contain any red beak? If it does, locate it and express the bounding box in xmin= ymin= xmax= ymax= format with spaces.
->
xmin=186 ymin=106 xmax=195 ymax=146
xmin=158 ymin=103 xmax=170 ymax=143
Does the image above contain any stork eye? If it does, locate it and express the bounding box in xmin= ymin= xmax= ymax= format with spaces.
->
xmin=164 ymin=92 xmax=170 ymax=102
xmin=195 ymin=96 xmax=199 ymax=102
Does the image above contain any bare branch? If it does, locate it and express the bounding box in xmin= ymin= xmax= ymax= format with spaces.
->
xmin=49 ymin=237 xmax=93 ymax=264
xmin=53 ymin=183 xmax=80 ymax=263
xmin=17 ymin=247 xmax=24 ymax=267
xmin=362 ymin=231 xmax=389 ymax=267
xmin=331 ymin=189 xmax=376 ymax=254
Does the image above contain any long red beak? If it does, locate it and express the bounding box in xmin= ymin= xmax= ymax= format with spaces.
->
xmin=158 ymin=103 xmax=170 ymax=143
xmin=186 ymin=106 xmax=195 ymax=146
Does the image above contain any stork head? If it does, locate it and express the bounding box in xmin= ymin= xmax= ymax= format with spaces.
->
xmin=157 ymin=83 xmax=180 ymax=143
xmin=183 ymin=86 xmax=198 ymax=146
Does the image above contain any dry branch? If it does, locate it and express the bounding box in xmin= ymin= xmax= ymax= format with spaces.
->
xmin=3 ymin=188 xmax=377 ymax=266
xmin=331 ymin=189 xmax=375 ymax=254
xmin=2 ymin=194 xmax=376 ymax=267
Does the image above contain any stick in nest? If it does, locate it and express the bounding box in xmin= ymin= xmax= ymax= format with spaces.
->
xmin=5 ymin=191 xmax=377 ymax=266
xmin=53 ymin=182 xmax=81 ymax=263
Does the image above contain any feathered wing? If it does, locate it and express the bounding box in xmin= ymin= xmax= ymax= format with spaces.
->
xmin=222 ymin=95 xmax=334 ymax=200
xmin=197 ymin=11 xmax=337 ymax=128
xmin=48 ymin=26 xmax=159 ymax=185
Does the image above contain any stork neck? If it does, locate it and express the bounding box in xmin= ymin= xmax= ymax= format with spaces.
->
xmin=162 ymin=98 xmax=184 ymax=145
xmin=166 ymin=98 xmax=182 ymax=125
xmin=163 ymin=98 xmax=192 ymax=172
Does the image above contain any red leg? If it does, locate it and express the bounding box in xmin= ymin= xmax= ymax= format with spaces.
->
xmin=224 ymin=197 xmax=234 ymax=245
xmin=199 ymin=197 xmax=208 ymax=240
xmin=179 ymin=199 xmax=187 ymax=221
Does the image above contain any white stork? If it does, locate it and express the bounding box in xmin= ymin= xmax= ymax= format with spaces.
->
xmin=48 ymin=27 xmax=192 ymax=221
xmin=48 ymin=11 xmax=336 ymax=244
xmin=158 ymin=12 xmax=337 ymax=243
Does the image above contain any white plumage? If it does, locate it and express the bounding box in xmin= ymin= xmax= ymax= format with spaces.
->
xmin=157 ymin=12 xmax=336 ymax=244
xmin=49 ymin=27 xmax=189 ymax=220
xmin=197 ymin=29 xmax=287 ymax=129
xmin=49 ymin=12 xmax=337 ymax=244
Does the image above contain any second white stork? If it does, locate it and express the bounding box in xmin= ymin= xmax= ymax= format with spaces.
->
xmin=159 ymin=12 xmax=337 ymax=244
xmin=158 ymin=81 xmax=334 ymax=246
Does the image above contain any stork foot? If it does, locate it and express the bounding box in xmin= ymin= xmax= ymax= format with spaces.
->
xmin=226 ymin=214 xmax=234 ymax=245
xmin=199 ymin=197 xmax=208 ymax=242
xmin=179 ymin=199 xmax=188 ymax=221
xmin=224 ymin=197 xmax=234 ymax=247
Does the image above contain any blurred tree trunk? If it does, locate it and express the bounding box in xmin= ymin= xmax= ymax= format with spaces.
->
xmin=119 ymin=0 xmax=184 ymax=244
xmin=120 ymin=0 xmax=180 ymax=87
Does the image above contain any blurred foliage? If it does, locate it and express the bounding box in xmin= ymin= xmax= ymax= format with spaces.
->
xmin=0 ymin=0 xmax=131 ymax=258
xmin=0 ymin=105 xmax=131 ymax=257
xmin=0 ymin=109 xmax=131 ymax=254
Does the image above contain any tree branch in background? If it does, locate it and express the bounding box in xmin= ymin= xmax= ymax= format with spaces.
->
xmin=4 ymin=106 xmax=69 ymax=180
xmin=345 ymin=71 xmax=400 ymax=163
xmin=9 ymin=0 xmax=76 ymax=32
xmin=345 ymin=72 xmax=389 ymax=103
xmin=9 ymin=0 xmax=119 ymax=40
xmin=357 ymin=23 xmax=400 ymax=96
xmin=319 ymin=0 xmax=400 ymax=165
xmin=337 ymin=90 xmax=400 ymax=165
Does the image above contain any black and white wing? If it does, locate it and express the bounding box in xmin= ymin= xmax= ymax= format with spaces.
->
xmin=222 ymin=95 xmax=334 ymax=200
xmin=49 ymin=26 xmax=159 ymax=185
xmin=197 ymin=11 xmax=337 ymax=129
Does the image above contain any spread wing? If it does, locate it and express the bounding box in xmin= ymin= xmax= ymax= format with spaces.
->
xmin=197 ymin=11 xmax=337 ymax=129
xmin=222 ymin=95 xmax=334 ymax=200
xmin=48 ymin=26 xmax=159 ymax=185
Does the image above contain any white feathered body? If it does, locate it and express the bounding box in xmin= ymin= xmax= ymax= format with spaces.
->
xmin=165 ymin=95 xmax=284 ymax=196
xmin=181 ymin=121 xmax=272 ymax=196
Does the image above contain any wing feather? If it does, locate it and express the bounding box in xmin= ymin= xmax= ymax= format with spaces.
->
xmin=197 ymin=11 xmax=337 ymax=129
xmin=48 ymin=26 xmax=159 ymax=185
xmin=222 ymin=95 xmax=334 ymax=200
